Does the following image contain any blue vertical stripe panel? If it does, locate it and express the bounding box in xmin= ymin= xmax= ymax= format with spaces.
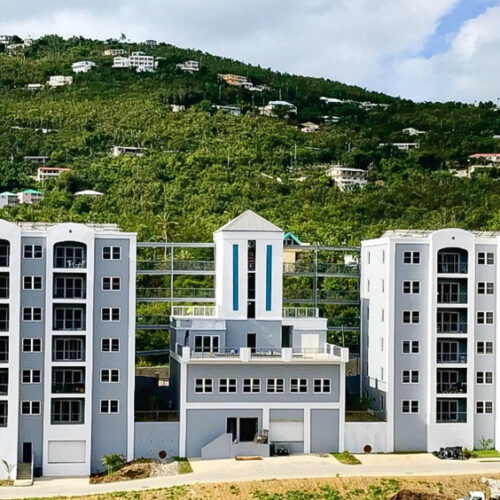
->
xmin=233 ymin=244 xmax=239 ymax=311
xmin=266 ymin=245 xmax=272 ymax=311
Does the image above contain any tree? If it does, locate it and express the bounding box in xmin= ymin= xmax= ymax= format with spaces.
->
xmin=1 ymin=459 xmax=15 ymax=480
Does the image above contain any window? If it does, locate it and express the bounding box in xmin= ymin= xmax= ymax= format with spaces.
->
xmin=403 ymin=310 xmax=419 ymax=324
xmin=401 ymin=400 xmax=419 ymax=413
xmin=0 ymin=401 xmax=6 ymax=426
xmin=101 ymin=308 xmax=120 ymax=321
xmin=478 ymin=282 xmax=494 ymax=295
xmin=0 ymin=337 xmax=7 ymax=362
xmin=403 ymin=251 xmax=420 ymax=264
xmin=21 ymin=401 xmax=40 ymax=415
xmin=313 ymin=378 xmax=331 ymax=393
xmin=380 ymin=337 xmax=384 ymax=351
xmin=402 ymin=370 xmax=419 ymax=384
xmin=476 ymin=401 xmax=493 ymax=414
xmin=0 ymin=274 xmax=8 ymax=298
xmin=0 ymin=306 xmax=9 ymax=331
xmin=51 ymin=399 xmax=84 ymax=424
xmin=22 ymin=369 xmax=41 ymax=384
xmin=403 ymin=281 xmax=420 ymax=294
xmin=266 ymin=378 xmax=284 ymax=393
xmin=52 ymin=368 xmax=85 ymax=393
xmin=477 ymin=371 xmax=493 ymax=384
xmin=290 ymin=378 xmax=308 ymax=393
xmin=54 ymin=243 xmax=86 ymax=268
xmin=0 ymin=241 xmax=9 ymax=267
xmin=23 ymin=244 xmax=42 ymax=259
xmin=54 ymin=307 xmax=84 ymax=330
xmin=0 ymin=369 xmax=7 ymax=394
xmin=477 ymin=312 xmax=494 ymax=324
xmin=219 ymin=378 xmax=237 ymax=393
xmin=103 ymin=246 xmax=121 ymax=260
xmin=102 ymin=277 xmax=121 ymax=291
xmin=194 ymin=335 xmax=219 ymax=353
xmin=194 ymin=378 xmax=213 ymax=393
xmin=101 ymin=338 xmax=120 ymax=352
xmin=100 ymin=369 xmax=119 ymax=383
xmin=23 ymin=307 xmax=42 ymax=321
xmin=100 ymin=400 xmax=119 ymax=414
xmin=478 ymin=252 xmax=494 ymax=265
xmin=22 ymin=338 xmax=41 ymax=352
xmin=23 ymin=276 xmax=42 ymax=290
xmin=243 ymin=378 xmax=260 ymax=393
xmin=54 ymin=276 xmax=85 ymax=299
xmin=477 ymin=341 xmax=493 ymax=354
xmin=53 ymin=337 xmax=85 ymax=361
xmin=402 ymin=341 xmax=419 ymax=354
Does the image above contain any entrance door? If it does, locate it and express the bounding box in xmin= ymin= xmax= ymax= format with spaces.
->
xmin=239 ymin=418 xmax=258 ymax=442
xmin=22 ymin=442 xmax=32 ymax=463
xmin=281 ymin=326 xmax=292 ymax=348
xmin=226 ymin=417 xmax=237 ymax=442
xmin=247 ymin=333 xmax=256 ymax=353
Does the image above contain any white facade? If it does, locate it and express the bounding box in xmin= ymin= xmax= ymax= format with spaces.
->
xmin=36 ymin=168 xmax=70 ymax=183
xmin=361 ymin=229 xmax=500 ymax=452
xmin=259 ymin=101 xmax=297 ymax=117
xmin=47 ymin=76 xmax=73 ymax=88
xmin=176 ymin=60 xmax=199 ymax=72
xmin=403 ymin=127 xmax=426 ymax=136
xmin=103 ymin=49 xmax=127 ymax=56
xmin=111 ymin=146 xmax=143 ymax=157
xmin=379 ymin=142 xmax=419 ymax=151
xmin=71 ymin=61 xmax=96 ymax=73
xmin=326 ymin=165 xmax=367 ymax=191
xmin=113 ymin=52 xmax=156 ymax=73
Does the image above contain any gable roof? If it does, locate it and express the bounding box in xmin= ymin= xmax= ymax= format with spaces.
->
xmin=284 ymin=232 xmax=303 ymax=245
xmin=216 ymin=210 xmax=282 ymax=233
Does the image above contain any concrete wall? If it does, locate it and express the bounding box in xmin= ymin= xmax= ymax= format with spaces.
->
xmin=311 ymin=409 xmax=339 ymax=453
xmin=134 ymin=422 xmax=179 ymax=460
xmin=345 ymin=422 xmax=388 ymax=453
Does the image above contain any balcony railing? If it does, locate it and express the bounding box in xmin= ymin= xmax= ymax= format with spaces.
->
xmin=437 ymin=353 xmax=467 ymax=364
xmin=171 ymin=306 xmax=216 ymax=317
xmin=437 ymin=292 xmax=467 ymax=304
xmin=282 ymin=307 xmax=319 ymax=318
xmin=135 ymin=410 xmax=179 ymax=422
xmin=53 ymin=288 xmax=87 ymax=299
xmin=54 ymin=258 xmax=86 ymax=269
xmin=345 ymin=410 xmax=386 ymax=422
xmin=137 ymin=287 xmax=214 ymax=299
xmin=52 ymin=383 xmax=85 ymax=394
xmin=437 ymin=262 xmax=468 ymax=274
xmin=437 ymin=412 xmax=467 ymax=423
xmin=437 ymin=322 xmax=467 ymax=334
xmin=437 ymin=382 xmax=467 ymax=394
xmin=283 ymin=262 xmax=359 ymax=275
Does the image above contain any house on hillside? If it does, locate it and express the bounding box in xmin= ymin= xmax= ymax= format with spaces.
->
xmin=111 ymin=146 xmax=143 ymax=157
xmin=145 ymin=39 xmax=157 ymax=46
xmin=103 ymin=48 xmax=127 ymax=56
xmin=113 ymin=52 xmax=156 ymax=73
xmin=24 ymin=156 xmax=49 ymax=166
xmin=379 ymin=142 xmax=419 ymax=151
xmin=27 ymin=83 xmax=43 ymax=91
xmin=35 ymin=167 xmax=70 ymax=183
xmin=176 ymin=60 xmax=199 ymax=72
xmin=72 ymin=61 xmax=96 ymax=73
xmin=47 ymin=76 xmax=73 ymax=88
xmin=75 ymin=189 xmax=103 ymax=197
xmin=212 ymin=105 xmax=241 ymax=116
xmin=218 ymin=73 xmax=249 ymax=87
xmin=322 ymin=115 xmax=340 ymax=124
xmin=0 ymin=192 xmax=18 ymax=208
xmin=326 ymin=165 xmax=367 ymax=191
xmin=171 ymin=104 xmax=186 ymax=112
xmin=0 ymin=35 xmax=11 ymax=45
xmin=259 ymin=101 xmax=297 ymax=118
xmin=17 ymin=189 xmax=43 ymax=205
xmin=469 ymin=153 xmax=500 ymax=164
xmin=320 ymin=96 xmax=344 ymax=104
xmin=402 ymin=127 xmax=426 ymax=136
xmin=300 ymin=122 xmax=319 ymax=133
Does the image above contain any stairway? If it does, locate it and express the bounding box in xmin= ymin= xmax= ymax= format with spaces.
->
xmin=14 ymin=462 xmax=33 ymax=486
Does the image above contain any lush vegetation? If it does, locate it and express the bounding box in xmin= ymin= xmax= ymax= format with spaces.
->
xmin=1 ymin=35 xmax=499 ymax=352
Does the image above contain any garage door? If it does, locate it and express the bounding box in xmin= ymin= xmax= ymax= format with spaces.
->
xmin=48 ymin=441 xmax=86 ymax=463
xmin=269 ymin=421 xmax=303 ymax=442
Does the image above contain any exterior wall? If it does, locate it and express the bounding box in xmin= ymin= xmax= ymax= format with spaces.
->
xmin=310 ymin=409 xmax=339 ymax=452
xmin=345 ymin=422 xmax=388 ymax=453
xmin=225 ymin=320 xmax=281 ymax=350
xmin=134 ymin=422 xmax=179 ymax=460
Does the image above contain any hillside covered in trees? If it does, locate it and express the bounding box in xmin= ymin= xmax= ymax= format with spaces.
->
xmin=0 ymin=35 xmax=499 ymax=245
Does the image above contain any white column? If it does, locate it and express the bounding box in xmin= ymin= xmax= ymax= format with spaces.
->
xmin=339 ymin=363 xmax=346 ymax=452
xmin=303 ymin=408 xmax=311 ymax=453
xmin=262 ymin=407 xmax=270 ymax=430
xmin=178 ymin=361 xmax=187 ymax=457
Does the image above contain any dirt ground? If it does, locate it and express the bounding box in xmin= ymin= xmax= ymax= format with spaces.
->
xmin=41 ymin=473 xmax=500 ymax=499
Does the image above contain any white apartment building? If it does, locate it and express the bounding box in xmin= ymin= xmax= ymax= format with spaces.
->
xmin=111 ymin=146 xmax=143 ymax=157
xmin=103 ymin=49 xmax=127 ymax=57
xmin=35 ymin=168 xmax=70 ymax=183
xmin=325 ymin=166 xmax=367 ymax=191
xmin=47 ymin=76 xmax=73 ymax=88
xmin=379 ymin=143 xmax=420 ymax=151
xmin=112 ymin=52 xmax=156 ymax=73
xmin=259 ymin=101 xmax=297 ymax=118
xmin=361 ymin=229 xmax=500 ymax=452
xmin=71 ymin=61 xmax=96 ymax=74
xmin=176 ymin=60 xmax=199 ymax=72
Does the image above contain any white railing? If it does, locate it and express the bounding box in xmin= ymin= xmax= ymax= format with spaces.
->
xmin=282 ymin=307 xmax=319 ymax=318
xmin=171 ymin=305 xmax=216 ymax=317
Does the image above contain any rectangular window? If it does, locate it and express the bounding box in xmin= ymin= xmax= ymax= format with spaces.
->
xmin=54 ymin=307 xmax=84 ymax=330
xmin=23 ymin=307 xmax=42 ymax=321
xmin=0 ymin=368 xmax=7 ymax=394
xmin=194 ymin=335 xmax=219 ymax=353
xmin=100 ymin=369 xmax=120 ymax=383
xmin=22 ymin=369 xmax=41 ymax=384
xmin=101 ymin=338 xmax=120 ymax=352
xmin=477 ymin=371 xmax=493 ymax=384
xmin=101 ymin=308 xmax=120 ymax=321
xmin=100 ymin=400 xmax=119 ymax=414
xmin=477 ymin=341 xmax=494 ymax=354
xmin=477 ymin=312 xmax=494 ymax=324
xmin=403 ymin=251 xmax=420 ymax=264
xmin=402 ymin=370 xmax=419 ymax=384
xmin=367 ymin=280 xmax=370 ymax=292
xmin=219 ymin=378 xmax=237 ymax=393
xmin=401 ymin=400 xmax=419 ymax=413
xmin=103 ymin=247 xmax=121 ymax=260
xmin=402 ymin=281 xmax=420 ymax=294
xmin=23 ymin=276 xmax=42 ymax=290
xmin=51 ymin=399 xmax=84 ymax=424
xmin=478 ymin=282 xmax=494 ymax=295
xmin=53 ymin=337 xmax=85 ymax=361
xmin=0 ymin=337 xmax=7 ymax=362
xmin=102 ymin=277 xmax=121 ymax=291
xmin=313 ymin=378 xmax=331 ymax=393
xmin=403 ymin=310 xmax=419 ymax=324
xmin=0 ymin=306 xmax=9 ymax=331
xmin=21 ymin=401 xmax=41 ymax=415
xmin=0 ymin=401 xmax=6 ymax=426
xmin=476 ymin=401 xmax=493 ymax=414
xmin=403 ymin=340 xmax=420 ymax=354
xmin=23 ymin=244 xmax=43 ymax=259
xmin=478 ymin=252 xmax=494 ymax=265
xmin=194 ymin=378 xmax=213 ymax=393
xmin=243 ymin=378 xmax=260 ymax=393
xmin=290 ymin=378 xmax=308 ymax=393
xmin=266 ymin=378 xmax=284 ymax=393
xmin=22 ymin=338 xmax=42 ymax=352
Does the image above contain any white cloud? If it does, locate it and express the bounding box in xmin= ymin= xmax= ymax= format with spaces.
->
xmin=1 ymin=0 xmax=498 ymax=102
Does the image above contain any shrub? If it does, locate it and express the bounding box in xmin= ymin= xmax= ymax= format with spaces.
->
xmin=101 ymin=453 xmax=126 ymax=475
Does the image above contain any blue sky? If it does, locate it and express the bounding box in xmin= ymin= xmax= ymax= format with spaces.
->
xmin=0 ymin=0 xmax=499 ymax=102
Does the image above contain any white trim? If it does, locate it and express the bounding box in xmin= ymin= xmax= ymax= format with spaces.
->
xmin=312 ymin=378 xmax=332 ymax=394
xmin=184 ymin=402 xmax=341 ymax=410
xmin=401 ymin=399 xmax=420 ymax=414
xmin=218 ymin=377 xmax=237 ymax=393
xmin=101 ymin=338 xmax=120 ymax=352
xmin=21 ymin=369 xmax=42 ymax=384
xmin=194 ymin=377 xmax=214 ymax=393
xmin=23 ymin=275 xmax=43 ymax=290
xmin=101 ymin=276 xmax=121 ymax=291
xmin=179 ymin=361 xmax=187 ymax=456
xmin=100 ymin=369 xmax=120 ymax=383
xmin=23 ymin=243 xmax=43 ymax=259
xmin=127 ymin=234 xmax=136 ymax=461
xmin=102 ymin=246 xmax=122 ymax=260
xmin=22 ymin=338 xmax=42 ymax=352
xmin=290 ymin=378 xmax=308 ymax=393
xmin=303 ymin=407 xmax=311 ymax=453
xmin=101 ymin=307 xmax=121 ymax=322
xmin=22 ymin=306 xmax=43 ymax=322
xmin=242 ymin=377 xmax=261 ymax=393
xmin=20 ymin=400 xmax=41 ymax=415
xmin=99 ymin=399 xmax=120 ymax=414
xmin=265 ymin=377 xmax=284 ymax=393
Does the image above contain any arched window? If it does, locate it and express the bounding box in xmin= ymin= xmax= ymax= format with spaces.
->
xmin=54 ymin=242 xmax=87 ymax=269
xmin=437 ymin=248 xmax=468 ymax=274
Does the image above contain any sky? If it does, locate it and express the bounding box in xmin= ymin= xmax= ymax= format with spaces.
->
xmin=1 ymin=0 xmax=499 ymax=103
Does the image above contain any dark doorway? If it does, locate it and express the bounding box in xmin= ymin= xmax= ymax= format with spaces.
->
xmin=247 ymin=301 xmax=255 ymax=318
xmin=239 ymin=417 xmax=258 ymax=442
xmin=247 ymin=333 xmax=256 ymax=353
xmin=22 ymin=442 xmax=32 ymax=463
xmin=226 ymin=417 xmax=237 ymax=442
xmin=281 ymin=326 xmax=292 ymax=348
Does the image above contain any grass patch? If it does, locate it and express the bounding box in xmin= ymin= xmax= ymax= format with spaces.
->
xmin=331 ymin=451 xmax=361 ymax=465
xmin=470 ymin=449 xmax=500 ymax=458
xmin=173 ymin=456 xmax=193 ymax=474
xmin=0 ymin=480 xmax=14 ymax=486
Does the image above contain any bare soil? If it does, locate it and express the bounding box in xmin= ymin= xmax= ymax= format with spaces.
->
xmin=89 ymin=459 xmax=178 ymax=484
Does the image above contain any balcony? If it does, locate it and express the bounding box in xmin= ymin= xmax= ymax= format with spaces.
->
xmin=171 ymin=306 xmax=216 ymax=317
xmin=437 ymin=411 xmax=467 ymax=423
xmin=135 ymin=410 xmax=179 ymax=422
xmin=53 ymin=306 xmax=85 ymax=331
xmin=53 ymin=242 xmax=87 ymax=269
xmin=437 ymin=248 xmax=468 ymax=274
xmin=0 ymin=306 xmax=9 ymax=332
xmin=437 ymin=339 xmax=467 ymax=364
xmin=52 ymin=368 xmax=85 ymax=394
xmin=53 ymin=275 xmax=86 ymax=299
xmin=51 ymin=382 xmax=85 ymax=394
xmin=0 ymin=368 xmax=7 ymax=395
xmin=437 ymin=309 xmax=467 ymax=334
xmin=437 ymin=352 xmax=467 ymax=364
xmin=437 ymin=382 xmax=467 ymax=394
xmin=437 ymin=368 xmax=467 ymax=394
xmin=282 ymin=307 xmax=319 ymax=318
xmin=437 ymin=398 xmax=467 ymax=423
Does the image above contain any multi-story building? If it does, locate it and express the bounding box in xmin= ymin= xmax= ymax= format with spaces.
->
xmin=113 ymin=52 xmax=156 ymax=73
xmin=259 ymin=101 xmax=297 ymax=118
xmin=71 ymin=61 xmax=96 ymax=74
xmin=0 ymin=220 xmax=136 ymax=478
xmin=103 ymin=49 xmax=127 ymax=57
xmin=35 ymin=167 xmax=70 ymax=183
xmin=169 ymin=211 xmax=348 ymax=458
xmin=47 ymin=76 xmax=73 ymax=88
xmin=325 ymin=165 xmax=367 ymax=191
xmin=176 ymin=60 xmax=199 ymax=72
xmin=361 ymin=228 xmax=499 ymax=452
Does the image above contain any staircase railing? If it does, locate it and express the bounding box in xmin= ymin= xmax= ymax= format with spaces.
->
xmin=30 ymin=452 xmax=34 ymax=483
